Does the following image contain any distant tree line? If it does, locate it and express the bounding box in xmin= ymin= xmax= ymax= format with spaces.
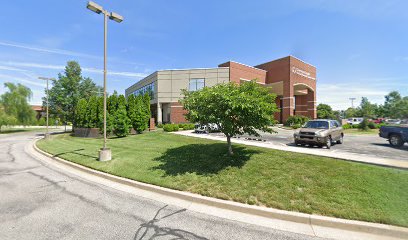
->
xmin=74 ymin=93 xmax=151 ymax=137
xmin=44 ymin=61 xmax=103 ymax=127
xmin=317 ymin=91 xmax=408 ymax=120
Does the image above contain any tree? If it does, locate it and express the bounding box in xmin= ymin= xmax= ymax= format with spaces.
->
xmin=143 ymin=93 xmax=151 ymax=128
xmin=180 ymin=80 xmax=278 ymax=155
xmin=75 ymin=98 xmax=88 ymax=128
xmin=128 ymin=95 xmax=147 ymax=133
xmin=86 ymin=96 xmax=99 ymax=128
xmin=0 ymin=108 xmax=16 ymax=132
xmin=46 ymin=61 xmax=101 ymax=128
xmin=356 ymin=97 xmax=377 ymax=119
xmin=112 ymin=95 xmax=130 ymax=137
xmin=0 ymin=82 xmax=36 ymax=125
xmin=383 ymin=91 xmax=402 ymax=118
xmin=344 ymin=107 xmax=358 ymax=118
xmin=317 ymin=103 xmax=335 ymax=119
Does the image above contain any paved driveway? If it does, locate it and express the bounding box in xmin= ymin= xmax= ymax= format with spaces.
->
xmin=209 ymin=128 xmax=408 ymax=162
xmin=0 ymin=132 xmax=322 ymax=240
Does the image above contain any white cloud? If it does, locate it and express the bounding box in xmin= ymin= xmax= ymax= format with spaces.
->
xmin=0 ymin=40 xmax=99 ymax=59
xmin=0 ymin=61 xmax=147 ymax=78
xmin=0 ymin=73 xmax=46 ymax=87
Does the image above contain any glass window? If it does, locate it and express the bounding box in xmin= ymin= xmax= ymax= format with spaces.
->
xmin=132 ymin=82 xmax=155 ymax=100
xmin=189 ymin=78 xmax=205 ymax=91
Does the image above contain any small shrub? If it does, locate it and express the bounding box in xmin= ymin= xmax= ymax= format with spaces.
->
xmin=358 ymin=118 xmax=369 ymax=131
xmin=157 ymin=123 xmax=163 ymax=128
xmin=292 ymin=124 xmax=302 ymax=129
xmin=342 ymin=124 xmax=352 ymax=129
xmin=285 ymin=115 xmax=309 ymax=127
xmin=367 ymin=121 xmax=376 ymax=129
xmin=182 ymin=123 xmax=195 ymax=130
xmin=178 ymin=123 xmax=185 ymax=129
xmin=377 ymin=123 xmax=386 ymax=129
xmin=163 ymin=124 xmax=179 ymax=132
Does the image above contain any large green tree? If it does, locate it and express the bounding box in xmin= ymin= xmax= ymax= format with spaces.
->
xmin=46 ymin=61 xmax=101 ymax=127
xmin=0 ymin=108 xmax=16 ymax=132
xmin=356 ymin=97 xmax=377 ymax=118
xmin=181 ymin=80 xmax=278 ymax=155
xmin=316 ymin=103 xmax=335 ymax=119
xmin=0 ymin=82 xmax=36 ymax=125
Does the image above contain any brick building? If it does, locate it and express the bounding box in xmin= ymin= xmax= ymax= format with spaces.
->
xmin=125 ymin=55 xmax=317 ymax=124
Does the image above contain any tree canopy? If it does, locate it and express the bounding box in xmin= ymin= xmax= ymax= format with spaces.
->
xmin=180 ymin=80 xmax=278 ymax=155
xmin=316 ymin=103 xmax=335 ymax=119
xmin=0 ymin=82 xmax=35 ymax=125
xmin=46 ymin=61 xmax=102 ymax=126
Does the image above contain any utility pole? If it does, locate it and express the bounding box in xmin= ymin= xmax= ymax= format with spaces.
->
xmin=87 ymin=1 xmax=124 ymax=161
xmin=349 ymin=97 xmax=356 ymax=108
xmin=38 ymin=77 xmax=55 ymax=140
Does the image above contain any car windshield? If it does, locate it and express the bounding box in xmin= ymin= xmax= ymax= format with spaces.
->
xmin=304 ymin=121 xmax=329 ymax=129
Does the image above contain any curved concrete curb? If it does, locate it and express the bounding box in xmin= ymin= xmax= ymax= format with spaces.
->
xmin=31 ymin=138 xmax=408 ymax=240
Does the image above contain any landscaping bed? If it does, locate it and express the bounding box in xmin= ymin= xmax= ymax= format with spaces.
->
xmin=36 ymin=131 xmax=408 ymax=227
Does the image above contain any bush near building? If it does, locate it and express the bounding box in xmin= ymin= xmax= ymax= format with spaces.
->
xmin=163 ymin=124 xmax=179 ymax=132
xmin=284 ymin=115 xmax=309 ymax=127
xmin=74 ymin=93 xmax=151 ymax=137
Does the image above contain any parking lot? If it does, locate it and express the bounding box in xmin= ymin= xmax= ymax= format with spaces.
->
xmin=208 ymin=127 xmax=408 ymax=162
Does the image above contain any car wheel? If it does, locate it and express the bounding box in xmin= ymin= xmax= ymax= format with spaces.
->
xmin=389 ymin=134 xmax=404 ymax=147
xmin=294 ymin=140 xmax=300 ymax=146
xmin=326 ymin=137 xmax=332 ymax=149
xmin=336 ymin=134 xmax=344 ymax=144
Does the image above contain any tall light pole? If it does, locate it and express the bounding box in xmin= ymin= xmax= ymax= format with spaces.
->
xmin=349 ymin=97 xmax=356 ymax=108
xmin=38 ymin=77 xmax=55 ymax=139
xmin=87 ymin=1 xmax=123 ymax=161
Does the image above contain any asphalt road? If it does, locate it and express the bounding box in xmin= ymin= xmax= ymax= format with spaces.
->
xmin=0 ymin=132 xmax=323 ymax=240
xmin=210 ymin=128 xmax=408 ymax=162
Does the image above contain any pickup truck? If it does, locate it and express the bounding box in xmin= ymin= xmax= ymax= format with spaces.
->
xmin=379 ymin=124 xmax=408 ymax=147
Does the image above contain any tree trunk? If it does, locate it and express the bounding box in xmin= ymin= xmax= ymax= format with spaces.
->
xmin=227 ymin=135 xmax=234 ymax=156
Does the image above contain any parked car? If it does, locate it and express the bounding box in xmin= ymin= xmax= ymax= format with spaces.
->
xmin=347 ymin=118 xmax=364 ymax=125
xmin=293 ymin=119 xmax=344 ymax=149
xmin=379 ymin=124 xmax=408 ymax=147
xmin=371 ymin=118 xmax=385 ymax=124
xmin=194 ymin=123 xmax=220 ymax=133
xmin=385 ymin=119 xmax=401 ymax=125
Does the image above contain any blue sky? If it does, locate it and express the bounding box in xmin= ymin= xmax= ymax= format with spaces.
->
xmin=0 ymin=0 xmax=407 ymax=110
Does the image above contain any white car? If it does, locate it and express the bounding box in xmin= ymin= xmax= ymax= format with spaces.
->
xmin=385 ymin=119 xmax=401 ymax=125
xmin=347 ymin=118 xmax=364 ymax=125
xmin=194 ymin=123 xmax=220 ymax=133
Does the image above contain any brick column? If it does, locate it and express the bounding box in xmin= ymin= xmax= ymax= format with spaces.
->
xmin=281 ymin=82 xmax=294 ymax=123
xmin=307 ymin=89 xmax=317 ymax=119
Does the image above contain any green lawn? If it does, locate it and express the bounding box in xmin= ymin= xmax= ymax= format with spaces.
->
xmin=37 ymin=131 xmax=408 ymax=227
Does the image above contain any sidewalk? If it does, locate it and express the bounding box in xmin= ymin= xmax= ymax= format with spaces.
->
xmin=173 ymin=131 xmax=408 ymax=169
xmin=31 ymin=138 xmax=408 ymax=240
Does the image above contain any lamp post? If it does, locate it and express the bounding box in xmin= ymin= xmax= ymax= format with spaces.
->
xmin=86 ymin=1 xmax=123 ymax=161
xmin=38 ymin=77 xmax=55 ymax=140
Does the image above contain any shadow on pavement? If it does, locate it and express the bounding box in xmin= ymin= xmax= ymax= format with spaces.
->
xmin=153 ymin=143 xmax=259 ymax=176
xmin=134 ymin=205 xmax=208 ymax=240
xmin=370 ymin=143 xmax=408 ymax=151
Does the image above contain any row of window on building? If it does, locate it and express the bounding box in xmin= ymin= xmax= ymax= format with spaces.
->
xmin=132 ymin=78 xmax=206 ymax=99
xmin=132 ymin=82 xmax=155 ymax=99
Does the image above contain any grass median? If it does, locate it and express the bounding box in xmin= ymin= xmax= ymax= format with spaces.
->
xmin=37 ymin=131 xmax=408 ymax=227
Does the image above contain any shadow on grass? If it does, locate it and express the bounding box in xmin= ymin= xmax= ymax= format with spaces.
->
xmin=153 ymin=143 xmax=260 ymax=176
xmin=53 ymin=148 xmax=98 ymax=160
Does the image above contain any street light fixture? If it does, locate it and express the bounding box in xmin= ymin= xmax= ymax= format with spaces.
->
xmin=86 ymin=1 xmax=123 ymax=161
xmin=38 ymin=77 xmax=55 ymax=140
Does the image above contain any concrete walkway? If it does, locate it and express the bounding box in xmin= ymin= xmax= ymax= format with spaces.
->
xmin=173 ymin=131 xmax=408 ymax=169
